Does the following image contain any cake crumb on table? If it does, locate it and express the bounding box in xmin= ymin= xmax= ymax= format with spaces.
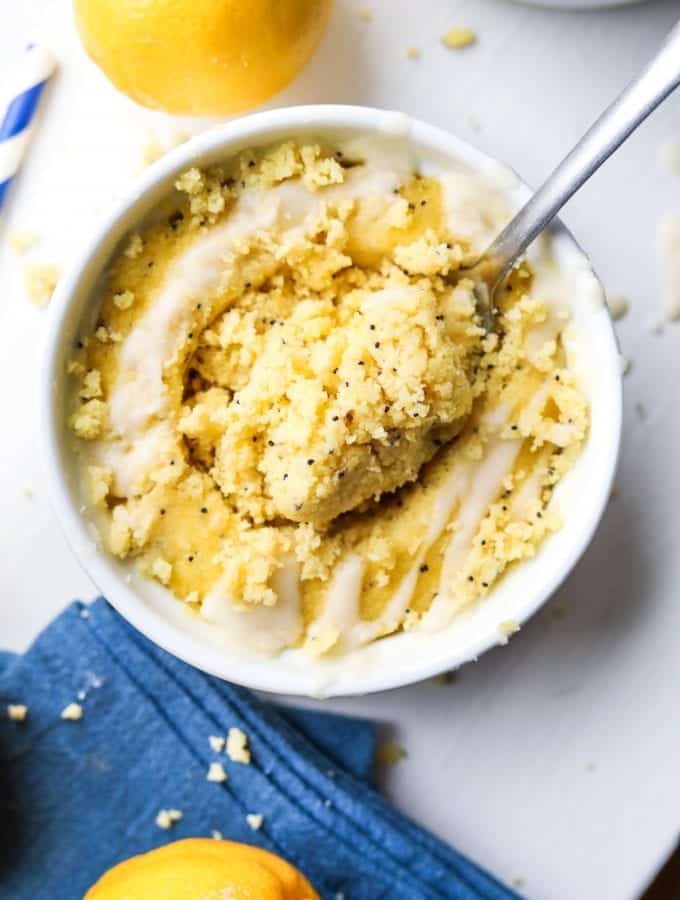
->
xmin=375 ymin=740 xmax=407 ymax=766
xmin=9 ymin=229 xmax=38 ymax=254
xmin=357 ymin=8 xmax=372 ymax=22
xmin=24 ymin=262 xmax=60 ymax=307
xmin=606 ymin=292 xmax=629 ymax=321
xmin=442 ymin=27 xmax=477 ymax=50
xmin=245 ymin=813 xmax=263 ymax=831
xmin=141 ymin=136 xmax=164 ymax=168
xmin=209 ymin=735 xmax=226 ymax=753
xmin=406 ymin=47 xmax=420 ymax=60
xmin=226 ymin=727 xmax=251 ymax=764
xmin=7 ymin=704 xmax=28 ymax=721
xmin=61 ymin=702 xmax=83 ymax=721
xmin=141 ymin=130 xmax=188 ymax=168
xmin=156 ymin=808 xmax=183 ymax=829
xmin=207 ymin=761 xmax=228 ymax=783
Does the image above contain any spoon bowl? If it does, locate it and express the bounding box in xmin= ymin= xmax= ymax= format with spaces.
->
xmin=469 ymin=17 xmax=680 ymax=332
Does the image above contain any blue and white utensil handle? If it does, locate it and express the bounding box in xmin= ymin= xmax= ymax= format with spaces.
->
xmin=0 ymin=45 xmax=56 ymax=213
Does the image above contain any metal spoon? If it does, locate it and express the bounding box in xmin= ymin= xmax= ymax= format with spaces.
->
xmin=470 ymin=18 xmax=680 ymax=331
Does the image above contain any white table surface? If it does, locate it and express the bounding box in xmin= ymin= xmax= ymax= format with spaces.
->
xmin=1 ymin=1 xmax=679 ymax=898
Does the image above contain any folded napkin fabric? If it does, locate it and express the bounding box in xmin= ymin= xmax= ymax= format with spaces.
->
xmin=0 ymin=599 xmax=519 ymax=900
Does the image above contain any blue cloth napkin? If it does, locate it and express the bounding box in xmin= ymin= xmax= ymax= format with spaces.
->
xmin=0 ymin=599 xmax=520 ymax=900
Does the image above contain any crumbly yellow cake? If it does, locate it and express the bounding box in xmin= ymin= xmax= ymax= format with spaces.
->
xmin=68 ymin=140 xmax=588 ymax=655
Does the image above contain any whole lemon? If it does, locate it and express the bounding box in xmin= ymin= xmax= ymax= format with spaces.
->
xmin=73 ymin=0 xmax=332 ymax=115
xmin=85 ymin=838 xmax=319 ymax=899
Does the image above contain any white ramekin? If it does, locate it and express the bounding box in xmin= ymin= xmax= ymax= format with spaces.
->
xmin=41 ymin=105 xmax=622 ymax=698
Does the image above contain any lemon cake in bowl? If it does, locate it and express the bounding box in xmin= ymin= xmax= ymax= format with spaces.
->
xmin=42 ymin=106 xmax=621 ymax=696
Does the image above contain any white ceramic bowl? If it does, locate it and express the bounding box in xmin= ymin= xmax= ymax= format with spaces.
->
xmin=41 ymin=105 xmax=622 ymax=697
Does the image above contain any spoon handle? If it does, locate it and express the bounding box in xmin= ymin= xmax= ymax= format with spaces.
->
xmin=487 ymin=18 xmax=680 ymax=280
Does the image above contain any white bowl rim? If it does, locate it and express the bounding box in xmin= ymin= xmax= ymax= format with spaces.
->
xmin=40 ymin=104 xmax=622 ymax=697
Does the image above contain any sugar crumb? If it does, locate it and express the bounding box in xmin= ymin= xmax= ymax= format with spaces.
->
xmin=67 ymin=359 xmax=86 ymax=376
xmin=61 ymin=702 xmax=83 ymax=721
xmin=141 ymin=136 xmax=164 ymax=168
xmin=442 ymin=27 xmax=477 ymax=50
xmin=113 ymin=290 xmax=135 ymax=310
xmin=246 ymin=812 xmax=263 ymax=830
xmin=124 ymin=234 xmax=144 ymax=259
xmin=7 ymin=704 xmax=28 ymax=721
xmin=141 ymin=130 xmax=188 ymax=168
xmin=175 ymin=167 xmax=203 ymax=195
xmin=211 ymin=830 xmax=223 ymax=840
xmin=209 ymin=735 xmax=225 ymax=753
xmin=226 ymin=726 xmax=251 ymax=764
xmin=80 ymin=369 xmax=103 ymax=400
xmin=156 ymin=808 xmax=183 ymax=829
xmin=70 ymin=399 xmax=107 ymax=440
xmin=207 ymin=761 xmax=228 ymax=783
